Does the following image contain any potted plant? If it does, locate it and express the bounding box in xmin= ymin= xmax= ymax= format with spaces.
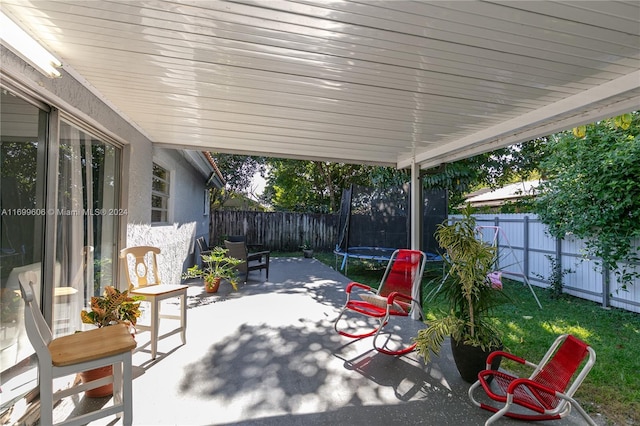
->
xmin=183 ymin=246 xmax=242 ymax=293
xmin=300 ymin=240 xmax=313 ymax=258
xmin=414 ymin=207 xmax=507 ymax=382
xmin=81 ymin=285 xmax=142 ymax=329
xmin=79 ymin=285 xmax=142 ymax=397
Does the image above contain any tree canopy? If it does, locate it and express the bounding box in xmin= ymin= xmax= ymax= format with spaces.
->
xmin=534 ymin=112 xmax=640 ymax=287
xmin=209 ymin=153 xmax=265 ymax=208
xmin=261 ymin=159 xmax=379 ymax=213
xmin=422 ymin=139 xmax=548 ymax=209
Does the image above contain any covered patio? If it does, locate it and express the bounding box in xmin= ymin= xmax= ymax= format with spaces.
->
xmin=56 ymin=257 xmax=603 ymax=425
xmin=0 ymin=2 xmax=636 ymax=423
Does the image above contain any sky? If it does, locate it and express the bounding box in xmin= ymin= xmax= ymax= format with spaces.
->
xmin=248 ymin=171 xmax=266 ymax=200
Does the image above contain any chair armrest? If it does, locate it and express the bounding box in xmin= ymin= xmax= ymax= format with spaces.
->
xmin=247 ymin=251 xmax=270 ymax=262
xmin=487 ymin=350 xmax=526 ymax=365
xmin=387 ymin=292 xmax=414 ymax=303
xmin=486 ymin=351 xmax=539 ymax=371
xmin=507 ymin=377 xmax=558 ymax=398
xmin=386 ymin=292 xmax=414 ymax=312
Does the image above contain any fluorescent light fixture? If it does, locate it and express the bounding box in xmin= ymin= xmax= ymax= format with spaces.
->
xmin=0 ymin=11 xmax=62 ymax=78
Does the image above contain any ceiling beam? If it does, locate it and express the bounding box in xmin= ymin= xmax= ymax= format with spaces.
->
xmin=398 ymin=71 xmax=640 ymax=170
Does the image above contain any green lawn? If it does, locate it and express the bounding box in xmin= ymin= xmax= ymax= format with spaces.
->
xmin=304 ymin=251 xmax=640 ymax=425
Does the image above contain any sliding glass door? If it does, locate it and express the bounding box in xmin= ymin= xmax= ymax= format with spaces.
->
xmin=0 ymin=89 xmax=48 ymax=408
xmin=55 ymin=120 xmax=121 ymax=336
xmin=0 ymin=89 xmax=122 ymax=410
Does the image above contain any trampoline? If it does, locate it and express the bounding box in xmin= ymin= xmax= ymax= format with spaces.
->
xmin=334 ymin=184 xmax=447 ymax=274
xmin=334 ymin=246 xmax=442 ymax=273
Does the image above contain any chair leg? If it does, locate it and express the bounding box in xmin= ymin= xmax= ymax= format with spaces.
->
xmin=40 ymin=369 xmax=54 ymax=426
xmin=563 ymin=396 xmax=597 ymax=426
xmin=485 ymin=395 xmax=515 ymax=425
xmin=333 ymin=309 xmax=381 ymax=339
xmin=468 ymin=379 xmax=483 ymax=408
xmin=122 ymin=354 xmax=133 ymax=425
xmin=113 ymin=361 xmax=123 ymax=415
xmin=372 ymin=314 xmax=416 ymax=355
xmin=151 ymin=299 xmax=160 ymax=359
xmin=180 ymin=291 xmax=187 ymax=345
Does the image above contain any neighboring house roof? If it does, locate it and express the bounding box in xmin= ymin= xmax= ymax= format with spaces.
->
xmin=203 ymin=152 xmax=225 ymax=189
xmin=465 ymin=180 xmax=541 ymax=207
xmin=221 ymin=194 xmax=266 ymax=212
xmin=181 ymin=150 xmax=225 ymax=189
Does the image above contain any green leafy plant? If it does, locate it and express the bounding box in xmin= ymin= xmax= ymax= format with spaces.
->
xmin=80 ymin=285 xmax=142 ymax=329
xmin=533 ymin=255 xmax=574 ymax=299
xmin=300 ymin=240 xmax=312 ymax=250
xmin=183 ymin=246 xmax=242 ymax=291
xmin=535 ymin=113 xmax=640 ymax=290
xmin=415 ymin=206 xmax=507 ymax=362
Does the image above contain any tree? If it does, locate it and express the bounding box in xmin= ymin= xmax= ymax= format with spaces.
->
xmin=262 ymin=159 xmax=378 ymax=213
xmin=534 ymin=112 xmax=640 ymax=288
xmin=209 ymin=154 xmax=265 ymax=209
xmin=422 ymin=138 xmax=549 ymax=209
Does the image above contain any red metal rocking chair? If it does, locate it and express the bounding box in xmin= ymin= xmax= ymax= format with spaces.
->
xmin=469 ymin=334 xmax=597 ymax=425
xmin=334 ymin=249 xmax=427 ymax=355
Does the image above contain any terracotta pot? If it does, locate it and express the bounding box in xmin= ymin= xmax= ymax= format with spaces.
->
xmin=79 ymin=365 xmax=113 ymax=397
xmin=205 ymin=276 xmax=221 ymax=293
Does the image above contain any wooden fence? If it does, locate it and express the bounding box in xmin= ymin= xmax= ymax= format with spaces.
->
xmin=211 ymin=210 xmax=640 ymax=313
xmin=210 ymin=210 xmax=338 ymax=251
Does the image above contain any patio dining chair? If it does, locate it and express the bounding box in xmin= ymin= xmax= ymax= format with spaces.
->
xmin=333 ymin=249 xmax=427 ymax=355
xmin=119 ymin=246 xmax=188 ymax=359
xmin=18 ymin=272 xmax=136 ymax=425
xmin=195 ymin=236 xmax=213 ymax=267
xmin=195 ymin=236 xmax=213 ymax=256
xmin=469 ymin=334 xmax=597 ymax=425
xmin=224 ymin=240 xmax=270 ymax=283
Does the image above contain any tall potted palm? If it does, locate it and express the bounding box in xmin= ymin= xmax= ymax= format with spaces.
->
xmin=415 ymin=207 xmax=506 ymax=382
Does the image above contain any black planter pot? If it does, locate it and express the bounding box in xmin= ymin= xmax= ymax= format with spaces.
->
xmin=451 ymin=338 xmax=502 ymax=383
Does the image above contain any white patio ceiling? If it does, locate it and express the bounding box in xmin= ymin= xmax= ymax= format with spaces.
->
xmin=2 ymin=0 xmax=639 ymax=169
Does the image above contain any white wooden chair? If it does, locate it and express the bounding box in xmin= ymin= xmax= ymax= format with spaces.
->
xmin=119 ymin=246 xmax=188 ymax=359
xmin=18 ymin=271 xmax=136 ymax=426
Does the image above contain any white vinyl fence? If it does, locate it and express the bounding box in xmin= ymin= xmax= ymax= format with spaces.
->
xmin=451 ymin=214 xmax=640 ymax=313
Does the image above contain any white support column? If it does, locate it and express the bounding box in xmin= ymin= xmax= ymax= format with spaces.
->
xmin=410 ymin=160 xmax=423 ymax=320
xmin=410 ymin=160 xmax=421 ymax=250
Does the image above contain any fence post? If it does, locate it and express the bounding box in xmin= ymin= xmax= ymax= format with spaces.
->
xmin=494 ymin=216 xmax=500 ymax=269
xmin=523 ymin=216 xmax=529 ymax=281
xmin=555 ymin=236 xmax=562 ymax=294
xmin=602 ymin=262 xmax=610 ymax=308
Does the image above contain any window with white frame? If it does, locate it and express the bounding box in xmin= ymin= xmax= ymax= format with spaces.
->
xmin=151 ymin=163 xmax=170 ymax=223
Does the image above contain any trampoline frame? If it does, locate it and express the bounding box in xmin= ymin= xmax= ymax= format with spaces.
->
xmin=334 ymin=246 xmax=442 ymax=275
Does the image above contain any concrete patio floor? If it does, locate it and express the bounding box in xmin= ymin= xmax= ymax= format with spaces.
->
xmin=53 ymin=257 xmax=604 ymax=425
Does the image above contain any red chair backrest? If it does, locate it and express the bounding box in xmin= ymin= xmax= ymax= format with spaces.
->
xmin=379 ymin=249 xmax=423 ymax=299
xmin=531 ymin=334 xmax=589 ymax=408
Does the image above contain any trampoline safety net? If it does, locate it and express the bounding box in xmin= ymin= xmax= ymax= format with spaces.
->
xmin=336 ymin=184 xmax=447 ymax=256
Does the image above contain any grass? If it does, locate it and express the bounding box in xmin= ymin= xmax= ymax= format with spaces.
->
xmin=303 ymin=251 xmax=640 ymax=425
